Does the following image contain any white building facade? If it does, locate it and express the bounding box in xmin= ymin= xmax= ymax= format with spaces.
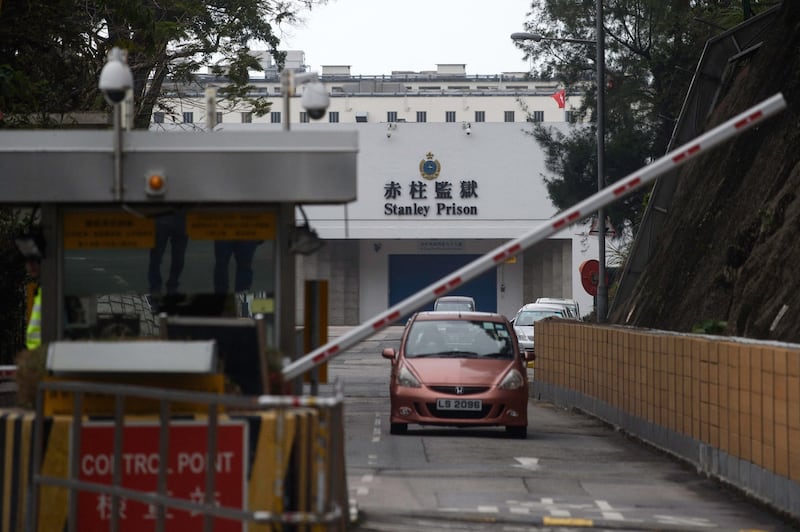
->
xmin=154 ymin=53 xmax=599 ymax=324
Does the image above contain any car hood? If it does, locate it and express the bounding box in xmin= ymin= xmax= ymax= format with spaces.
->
xmin=404 ymin=357 xmax=515 ymax=385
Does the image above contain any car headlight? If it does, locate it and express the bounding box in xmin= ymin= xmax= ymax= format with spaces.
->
xmin=397 ymin=365 xmax=421 ymax=388
xmin=498 ymin=369 xmax=524 ymax=390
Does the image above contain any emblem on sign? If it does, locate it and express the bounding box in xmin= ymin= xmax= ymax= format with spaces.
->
xmin=419 ymin=152 xmax=441 ymax=180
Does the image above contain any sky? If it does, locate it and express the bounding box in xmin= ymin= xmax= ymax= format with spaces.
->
xmin=280 ymin=0 xmax=534 ymax=76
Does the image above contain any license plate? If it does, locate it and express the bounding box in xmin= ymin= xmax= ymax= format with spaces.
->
xmin=436 ymin=398 xmax=482 ymax=411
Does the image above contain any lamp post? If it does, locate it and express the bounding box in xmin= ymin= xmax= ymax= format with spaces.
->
xmin=511 ymin=0 xmax=607 ymax=322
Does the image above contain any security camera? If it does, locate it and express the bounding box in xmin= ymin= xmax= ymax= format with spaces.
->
xmin=301 ymin=81 xmax=329 ymax=120
xmin=386 ymin=131 xmax=392 ymax=138
xmin=99 ymin=48 xmax=133 ymax=105
xmin=465 ymin=127 xmax=471 ymax=136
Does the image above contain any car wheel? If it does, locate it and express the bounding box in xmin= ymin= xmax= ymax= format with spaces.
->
xmin=506 ymin=425 xmax=527 ymax=439
xmin=390 ymin=422 xmax=408 ymax=435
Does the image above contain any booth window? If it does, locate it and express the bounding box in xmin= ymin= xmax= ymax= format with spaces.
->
xmin=62 ymin=208 xmax=277 ymax=341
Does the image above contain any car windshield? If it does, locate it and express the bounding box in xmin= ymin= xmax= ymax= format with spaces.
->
xmin=514 ymin=310 xmax=562 ymax=327
xmin=405 ymin=319 xmax=514 ymax=359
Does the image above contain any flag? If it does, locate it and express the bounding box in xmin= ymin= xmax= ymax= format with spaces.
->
xmin=551 ymin=89 xmax=566 ymax=109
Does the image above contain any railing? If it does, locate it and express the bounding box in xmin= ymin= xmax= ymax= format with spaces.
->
xmin=0 ymin=365 xmax=16 ymax=407
xmin=27 ymin=379 xmax=348 ymax=531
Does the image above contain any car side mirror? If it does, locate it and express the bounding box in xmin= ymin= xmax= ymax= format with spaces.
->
xmin=382 ymin=347 xmax=396 ymax=360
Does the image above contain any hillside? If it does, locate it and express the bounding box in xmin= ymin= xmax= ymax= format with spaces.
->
xmin=609 ymin=2 xmax=800 ymax=343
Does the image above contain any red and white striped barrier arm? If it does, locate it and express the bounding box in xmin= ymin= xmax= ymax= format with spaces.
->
xmin=282 ymin=93 xmax=787 ymax=381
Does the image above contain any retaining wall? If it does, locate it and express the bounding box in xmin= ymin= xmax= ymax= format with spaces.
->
xmin=534 ymin=320 xmax=800 ymax=519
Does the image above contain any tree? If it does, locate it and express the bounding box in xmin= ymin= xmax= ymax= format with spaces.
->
xmin=0 ymin=210 xmax=28 ymax=363
xmin=0 ymin=0 xmax=327 ymax=129
xmin=0 ymin=0 xmax=326 ymax=360
xmin=517 ymin=0 xmax=780 ymax=238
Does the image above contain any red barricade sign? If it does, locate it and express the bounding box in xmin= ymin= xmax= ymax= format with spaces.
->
xmin=77 ymin=421 xmax=247 ymax=531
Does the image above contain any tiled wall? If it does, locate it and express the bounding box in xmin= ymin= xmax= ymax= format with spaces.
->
xmin=534 ymin=320 xmax=800 ymax=518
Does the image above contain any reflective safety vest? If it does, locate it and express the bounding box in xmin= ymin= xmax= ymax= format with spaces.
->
xmin=26 ymin=287 xmax=42 ymax=350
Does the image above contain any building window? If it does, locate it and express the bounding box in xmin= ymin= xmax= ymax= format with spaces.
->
xmin=387 ymin=111 xmax=398 ymax=122
xmin=445 ymin=111 xmax=456 ymax=123
xmin=300 ymin=111 xmax=309 ymax=123
xmin=241 ymin=112 xmax=252 ymax=123
xmin=329 ymin=111 xmax=340 ymax=123
xmin=564 ymin=110 xmax=575 ymax=123
xmin=416 ymin=111 xmax=427 ymax=123
xmin=183 ymin=112 xmax=193 ymax=124
xmin=529 ymin=111 xmax=544 ymax=123
xmin=270 ymin=111 xmax=281 ymax=124
xmin=153 ymin=112 xmax=164 ymax=124
xmin=504 ymin=111 xmax=515 ymax=122
xmin=474 ymin=111 xmax=485 ymax=123
xmin=215 ymin=112 xmax=223 ymax=124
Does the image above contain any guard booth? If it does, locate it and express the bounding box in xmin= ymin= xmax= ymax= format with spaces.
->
xmin=0 ymin=129 xmax=357 ymax=531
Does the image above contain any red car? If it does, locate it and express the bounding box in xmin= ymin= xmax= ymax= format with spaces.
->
xmin=382 ymin=311 xmax=531 ymax=438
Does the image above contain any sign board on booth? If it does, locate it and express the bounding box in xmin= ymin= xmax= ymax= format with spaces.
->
xmin=77 ymin=420 xmax=247 ymax=531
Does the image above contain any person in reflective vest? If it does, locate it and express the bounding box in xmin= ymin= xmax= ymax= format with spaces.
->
xmin=25 ymin=258 xmax=42 ymax=350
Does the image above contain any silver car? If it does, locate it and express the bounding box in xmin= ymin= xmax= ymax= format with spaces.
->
xmin=535 ymin=297 xmax=581 ymax=320
xmin=511 ymin=303 xmax=567 ymax=353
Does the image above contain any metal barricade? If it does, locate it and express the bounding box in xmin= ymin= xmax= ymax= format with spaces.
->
xmin=26 ymin=379 xmax=347 ymax=532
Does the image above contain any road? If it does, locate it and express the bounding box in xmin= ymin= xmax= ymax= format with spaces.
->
xmin=322 ymin=326 xmax=796 ymax=531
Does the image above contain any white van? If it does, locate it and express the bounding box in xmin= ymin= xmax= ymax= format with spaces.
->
xmin=433 ymin=295 xmax=476 ymax=312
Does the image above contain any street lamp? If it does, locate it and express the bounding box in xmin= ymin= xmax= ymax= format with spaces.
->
xmin=511 ymin=0 xmax=607 ymax=322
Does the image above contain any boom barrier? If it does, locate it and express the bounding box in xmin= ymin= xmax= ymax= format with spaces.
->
xmin=282 ymin=92 xmax=787 ymax=381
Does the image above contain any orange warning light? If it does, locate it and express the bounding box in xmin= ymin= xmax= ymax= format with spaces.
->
xmin=145 ymin=173 xmax=166 ymax=196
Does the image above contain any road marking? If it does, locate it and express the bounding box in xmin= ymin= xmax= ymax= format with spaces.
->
xmin=372 ymin=413 xmax=381 ymax=442
xmin=654 ymin=515 xmax=716 ymax=527
xmin=543 ymin=516 xmax=594 ymax=526
xmin=361 ymin=474 xmax=373 ymax=483
xmin=513 ymin=457 xmax=540 ymax=470
xmin=596 ymin=500 xmax=624 ymax=520
xmin=368 ymin=454 xmax=378 ymax=465
xmin=442 ymin=499 xmax=726 ymax=528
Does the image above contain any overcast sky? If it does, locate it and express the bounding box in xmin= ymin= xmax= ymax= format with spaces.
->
xmin=280 ymin=0 xmax=534 ymax=76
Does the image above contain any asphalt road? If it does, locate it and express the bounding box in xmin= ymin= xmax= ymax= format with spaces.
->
xmin=321 ymin=325 xmax=797 ymax=532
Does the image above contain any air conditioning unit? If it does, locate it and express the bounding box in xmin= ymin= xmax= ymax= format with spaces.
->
xmin=355 ymin=112 xmax=368 ymax=123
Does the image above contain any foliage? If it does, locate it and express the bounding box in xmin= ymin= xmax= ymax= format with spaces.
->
xmin=0 ymin=209 xmax=30 ymax=363
xmin=691 ymin=320 xmax=728 ymax=335
xmin=0 ymin=0 xmax=327 ymax=129
xmin=517 ymin=0 xmax=781 ymax=238
xmin=0 ymin=0 xmax=325 ymax=358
